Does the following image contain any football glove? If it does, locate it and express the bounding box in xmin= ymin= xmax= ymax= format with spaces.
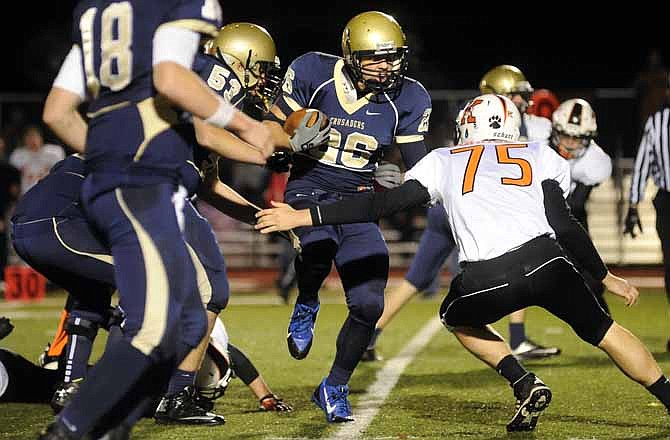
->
xmin=374 ymin=162 xmax=403 ymax=189
xmin=259 ymin=393 xmax=293 ymax=412
xmin=288 ymin=111 xmax=331 ymax=153
xmin=266 ymin=151 xmax=293 ymax=173
xmin=623 ymin=206 xmax=643 ymax=238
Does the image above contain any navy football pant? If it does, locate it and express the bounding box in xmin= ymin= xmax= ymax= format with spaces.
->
xmin=183 ymin=200 xmax=229 ymax=314
xmin=286 ymin=189 xmax=387 ymax=383
xmin=80 ymin=184 xmax=205 ymax=358
xmin=12 ymin=217 xmax=115 ymax=324
xmin=57 ymin=183 xmax=205 ymax=437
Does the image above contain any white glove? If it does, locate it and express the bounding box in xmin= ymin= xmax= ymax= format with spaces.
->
xmin=374 ymin=162 xmax=403 ymax=189
xmin=288 ymin=111 xmax=331 ymax=153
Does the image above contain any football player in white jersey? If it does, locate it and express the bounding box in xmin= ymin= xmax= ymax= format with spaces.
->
xmin=552 ymin=98 xmax=612 ymax=227
xmin=551 ymin=98 xmax=613 ymax=312
xmin=360 ymin=64 xmax=558 ymax=363
xmin=255 ymin=94 xmax=670 ymax=432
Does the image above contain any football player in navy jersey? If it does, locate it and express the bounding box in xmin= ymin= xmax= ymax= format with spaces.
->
xmin=37 ymin=1 xmax=276 ymax=438
xmin=28 ymin=20 xmax=285 ymax=430
xmin=262 ymin=11 xmax=432 ymax=423
xmin=154 ymin=22 xmax=284 ymax=425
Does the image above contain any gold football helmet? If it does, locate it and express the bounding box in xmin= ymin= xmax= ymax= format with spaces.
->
xmin=479 ymin=65 xmax=533 ymax=112
xmin=206 ymin=23 xmax=281 ymax=112
xmin=341 ymin=11 xmax=408 ymax=97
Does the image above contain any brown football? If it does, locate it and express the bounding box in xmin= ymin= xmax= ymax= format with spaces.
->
xmin=283 ymin=108 xmax=329 ymax=136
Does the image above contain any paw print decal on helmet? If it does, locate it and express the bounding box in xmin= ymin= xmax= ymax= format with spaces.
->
xmin=489 ymin=115 xmax=502 ymax=129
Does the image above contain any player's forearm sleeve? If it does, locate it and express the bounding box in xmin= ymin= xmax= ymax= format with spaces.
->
xmin=543 ymin=179 xmax=607 ymax=280
xmin=309 ymin=180 xmax=430 ymax=226
xmin=228 ymin=343 xmax=259 ymax=385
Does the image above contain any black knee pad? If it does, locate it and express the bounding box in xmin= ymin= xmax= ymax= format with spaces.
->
xmin=65 ymin=316 xmax=100 ymax=340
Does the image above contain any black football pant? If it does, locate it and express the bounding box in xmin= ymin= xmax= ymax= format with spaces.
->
xmin=440 ymin=235 xmax=613 ymax=346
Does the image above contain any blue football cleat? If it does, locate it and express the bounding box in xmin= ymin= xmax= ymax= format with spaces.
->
xmin=287 ymin=302 xmax=319 ymax=359
xmin=311 ymin=378 xmax=353 ymax=423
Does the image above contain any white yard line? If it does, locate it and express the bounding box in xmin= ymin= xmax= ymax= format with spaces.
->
xmin=0 ymin=310 xmax=62 ymax=319
xmin=327 ymin=317 xmax=443 ymax=440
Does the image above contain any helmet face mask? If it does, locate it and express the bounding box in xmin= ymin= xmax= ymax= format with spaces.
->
xmin=551 ymin=98 xmax=597 ymax=159
xmin=208 ymin=23 xmax=281 ymax=112
xmin=243 ymin=57 xmax=282 ymax=113
xmin=342 ymin=11 xmax=408 ymax=101
xmin=553 ymin=132 xmax=590 ymax=159
xmin=456 ymin=94 xmax=521 ymax=144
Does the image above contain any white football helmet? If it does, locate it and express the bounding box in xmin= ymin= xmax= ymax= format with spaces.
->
xmin=456 ymin=94 xmax=521 ymax=144
xmin=551 ymin=98 xmax=597 ymax=159
xmin=195 ymin=345 xmax=233 ymax=402
xmin=453 ymin=101 xmax=469 ymax=145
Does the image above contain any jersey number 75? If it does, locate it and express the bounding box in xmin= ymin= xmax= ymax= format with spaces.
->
xmin=450 ymin=144 xmax=532 ymax=195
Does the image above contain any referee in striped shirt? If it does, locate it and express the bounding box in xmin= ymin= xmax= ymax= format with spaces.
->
xmin=625 ymin=73 xmax=670 ymax=304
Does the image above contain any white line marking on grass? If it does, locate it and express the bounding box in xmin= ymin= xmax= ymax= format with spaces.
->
xmin=1 ymin=310 xmax=62 ymax=319
xmin=328 ymin=317 xmax=443 ymax=440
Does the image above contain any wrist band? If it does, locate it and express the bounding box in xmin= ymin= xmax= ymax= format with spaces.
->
xmin=205 ymin=96 xmax=235 ymax=128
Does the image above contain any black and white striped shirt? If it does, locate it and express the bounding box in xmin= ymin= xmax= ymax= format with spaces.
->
xmin=630 ymin=105 xmax=670 ymax=204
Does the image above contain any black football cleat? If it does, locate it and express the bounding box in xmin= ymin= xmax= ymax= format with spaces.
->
xmin=506 ymin=373 xmax=552 ymax=432
xmin=0 ymin=317 xmax=14 ymax=340
xmin=154 ymin=385 xmax=225 ymax=425
xmin=50 ymin=380 xmax=82 ymax=414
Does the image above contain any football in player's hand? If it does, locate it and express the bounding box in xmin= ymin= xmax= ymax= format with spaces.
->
xmin=283 ymin=108 xmax=329 ymax=136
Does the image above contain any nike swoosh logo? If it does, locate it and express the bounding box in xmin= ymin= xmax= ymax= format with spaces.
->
xmin=324 ymin=387 xmax=337 ymax=415
xmin=365 ymin=110 xmax=381 ymax=116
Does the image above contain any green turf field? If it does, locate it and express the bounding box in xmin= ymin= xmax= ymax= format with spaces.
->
xmin=2 ymin=289 xmax=670 ymax=439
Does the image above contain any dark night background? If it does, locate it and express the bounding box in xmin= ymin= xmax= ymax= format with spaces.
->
xmin=1 ymin=2 xmax=668 ymax=156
